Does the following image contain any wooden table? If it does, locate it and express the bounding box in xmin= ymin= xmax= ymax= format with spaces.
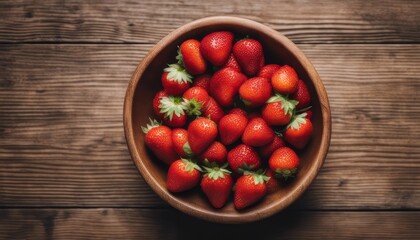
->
xmin=1 ymin=1 xmax=419 ymax=239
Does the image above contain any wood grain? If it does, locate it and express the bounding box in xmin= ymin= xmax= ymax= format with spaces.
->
xmin=0 ymin=208 xmax=419 ymax=239
xmin=0 ymin=44 xmax=419 ymax=209
xmin=0 ymin=0 xmax=419 ymax=44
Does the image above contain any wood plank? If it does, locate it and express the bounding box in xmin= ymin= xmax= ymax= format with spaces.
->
xmin=0 ymin=208 xmax=419 ymax=239
xmin=0 ymin=44 xmax=419 ymax=208
xmin=0 ymin=0 xmax=419 ymax=43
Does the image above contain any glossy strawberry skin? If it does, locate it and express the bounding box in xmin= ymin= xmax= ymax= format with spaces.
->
xmin=218 ymin=113 xmax=248 ymax=145
xmin=187 ymin=117 xmax=218 ymax=154
xmin=202 ymin=97 xmax=225 ymax=123
xmin=228 ymin=108 xmax=248 ymax=117
xmin=161 ymin=72 xmax=190 ymax=96
xmin=233 ymin=39 xmax=265 ymax=76
xmin=144 ymin=126 xmax=178 ymax=165
xmin=167 ymin=159 xmax=201 ymax=192
xmin=171 ymin=128 xmax=189 ymax=158
xmin=269 ymin=147 xmax=300 ymax=179
xmin=209 ymin=68 xmax=247 ymax=107
xmin=199 ymin=141 xmax=227 ymax=165
xmin=258 ymin=64 xmax=281 ymax=79
xmin=291 ymin=80 xmax=311 ymax=109
xmin=262 ymin=102 xmax=292 ymax=126
xmin=152 ymin=90 xmax=168 ymax=120
xmin=227 ymin=144 xmax=261 ymax=174
xmin=180 ymin=39 xmax=207 ymax=75
xmin=265 ymin=169 xmax=281 ymax=193
xmin=234 ymin=174 xmax=267 ymax=209
xmin=305 ymin=110 xmax=313 ymax=119
xmin=183 ymin=86 xmax=210 ymax=104
xmin=271 ymin=65 xmax=299 ymax=94
xmin=239 ymin=77 xmax=272 ymax=107
xmin=200 ymin=31 xmax=234 ymax=66
xmin=201 ymin=171 xmax=233 ymax=208
xmin=163 ymin=113 xmax=187 ymax=128
xmin=284 ymin=118 xmax=313 ymax=149
xmin=242 ymin=117 xmax=275 ymax=147
xmin=192 ymin=74 xmax=211 ymax=91
xmin=222 ymin=53 xmax=241 ymax=72
xmin=258 ymin=135 xmax=286 ymax=160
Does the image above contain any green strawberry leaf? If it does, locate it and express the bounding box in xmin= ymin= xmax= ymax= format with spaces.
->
xmin=266 ymin=94 xmax=299 ymax=116
xmin=141 ymin=118 xmax=161 ymax=134
xmin=175 ymin=47 xmax=184 ymax=67
xmin=274 ymin=168 xmax=298 ymax=180
xmin=182 ymin=142 xmax=193 ymax=158
xmin=203 ymin=164 xmax=231 ymax=180
xmin=181 ymin=158 xmax=202 ymax=172
xmin=164 ymin=63 xmax=192 ymax=84
xmin=286 ymin=112 xmax=307 ymax=130
xmin=184 ymin=98 xmax=203 ymax=116
xmin=159 ymin=96 xmax=187 ymax=121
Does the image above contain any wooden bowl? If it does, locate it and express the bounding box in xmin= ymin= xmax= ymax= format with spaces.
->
xmin=124 ymin=16 xmax=331 ymax=224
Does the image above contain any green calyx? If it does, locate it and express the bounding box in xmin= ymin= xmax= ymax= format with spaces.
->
xmin=243 ymin=169 xmax=271 ymax=185
xmin=203 ymin=163 xmax=231 ymax=180
xmin=238 ymin=162 xmax=255 ymax=174
xmin=141 ymin=118 xmax=161 ymax=134
xmin=159 ymin=96 xmax=187 ymax=121
xmin=185 ymin=98 xmax=204 ymax=116
xmin=286 ymin=112 xmax=307 ymax=130
xmin=274 ymin=168 xmax=298 ymax=180
xmin=182 ymin=142 xmax=193 ymax=158
xmin=181 ymin=158 xmax=202 ymax=172
xmin=266 ymin=94 xmax=299 ymax=116
xmin=164 ymin=63 xmax=192 ymax=84
xmin=175 ymin=47 xmax=184 ymax=66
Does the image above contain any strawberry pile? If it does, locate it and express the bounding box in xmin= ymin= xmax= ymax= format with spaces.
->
xmin=142 ymin=31 xmax=313 ymax=210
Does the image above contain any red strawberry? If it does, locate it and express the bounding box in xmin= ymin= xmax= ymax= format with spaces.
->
xmin=200 ymin=164 xmax=233 ymax=208
xmin=239 ymin=77 xmax=272 ymax=107
xmin=271 ymin=65 xmax=299 ymax=94
xmin=262 ymin=94 xmax=298 ymax=126
xmin=202 ymin=97 xmax=225 ymax=123
xmin=234 ymin=170 xmax=269 ymax=209
xmin=269 ymin=147 xmax=300 ymax=179
xmin=183 ymin=86 xmax=210 ymax=116
xmin=209 ymin=68 xmax=247 ymax=107
xmin=222 ymin=53 xmax=241 ymax=72
xmin=305 ymin=110 xmax=313 ymax=119
xmin=188 ymin=117 xmax=218 ymax=154
xmin=179 ymin=39 xmax=207 ymax=75
xmin=218 ymin=113 xmax=248 ymax=145
xmin=227 ymin=144 xmax=260 ymax=174
xmin=200 ymin=31 xmax=234 ymax=66
xmin=171 ymin=128 xmax=191 ymax=158
xmin=158 ymin=96 xmax=188 ymax=127
xmin=242 ymin=117 xmax=275 ymax=147
xmin=229 ymin=108 xmax=247 ymax=117
xmin=284 ymin=113 xmax=313 ymax=149
xmin=233 ymin=39 xmax=265 ymax=76
xmin=258 ymin=135 xmax=286 ymax=160
xmin=291 ymin=79 xmax=311 ymax=109
xmin=199 ymin=141 xmax=227 ymax=165
xmin=192 ymin=74 xmax=211 ymax=91
xmin=258 ymin=64 xmax=281 ymax=79
xmin=152 ymin=90 xmax=168 ymax=120
xmin=265 ymin=169 xmax=281 ymax=193
xmin=142 ymin=119 xmax=178 ymax=165
xmin=167 ymin=159 xmax=202 ymax=192
xmin=161 ymin=64 xmax=192 ymax=95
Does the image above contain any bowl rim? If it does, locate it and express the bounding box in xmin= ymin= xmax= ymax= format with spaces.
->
xmin=124 ymin=16 xmax=331 ymax=224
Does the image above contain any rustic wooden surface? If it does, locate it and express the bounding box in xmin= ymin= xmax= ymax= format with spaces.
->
xmin=0 ymin=0 xmax=419 ymax=239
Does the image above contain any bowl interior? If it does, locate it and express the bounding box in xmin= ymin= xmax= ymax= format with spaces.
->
xmin=126 ymin=17 xmax=330 ymax=223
